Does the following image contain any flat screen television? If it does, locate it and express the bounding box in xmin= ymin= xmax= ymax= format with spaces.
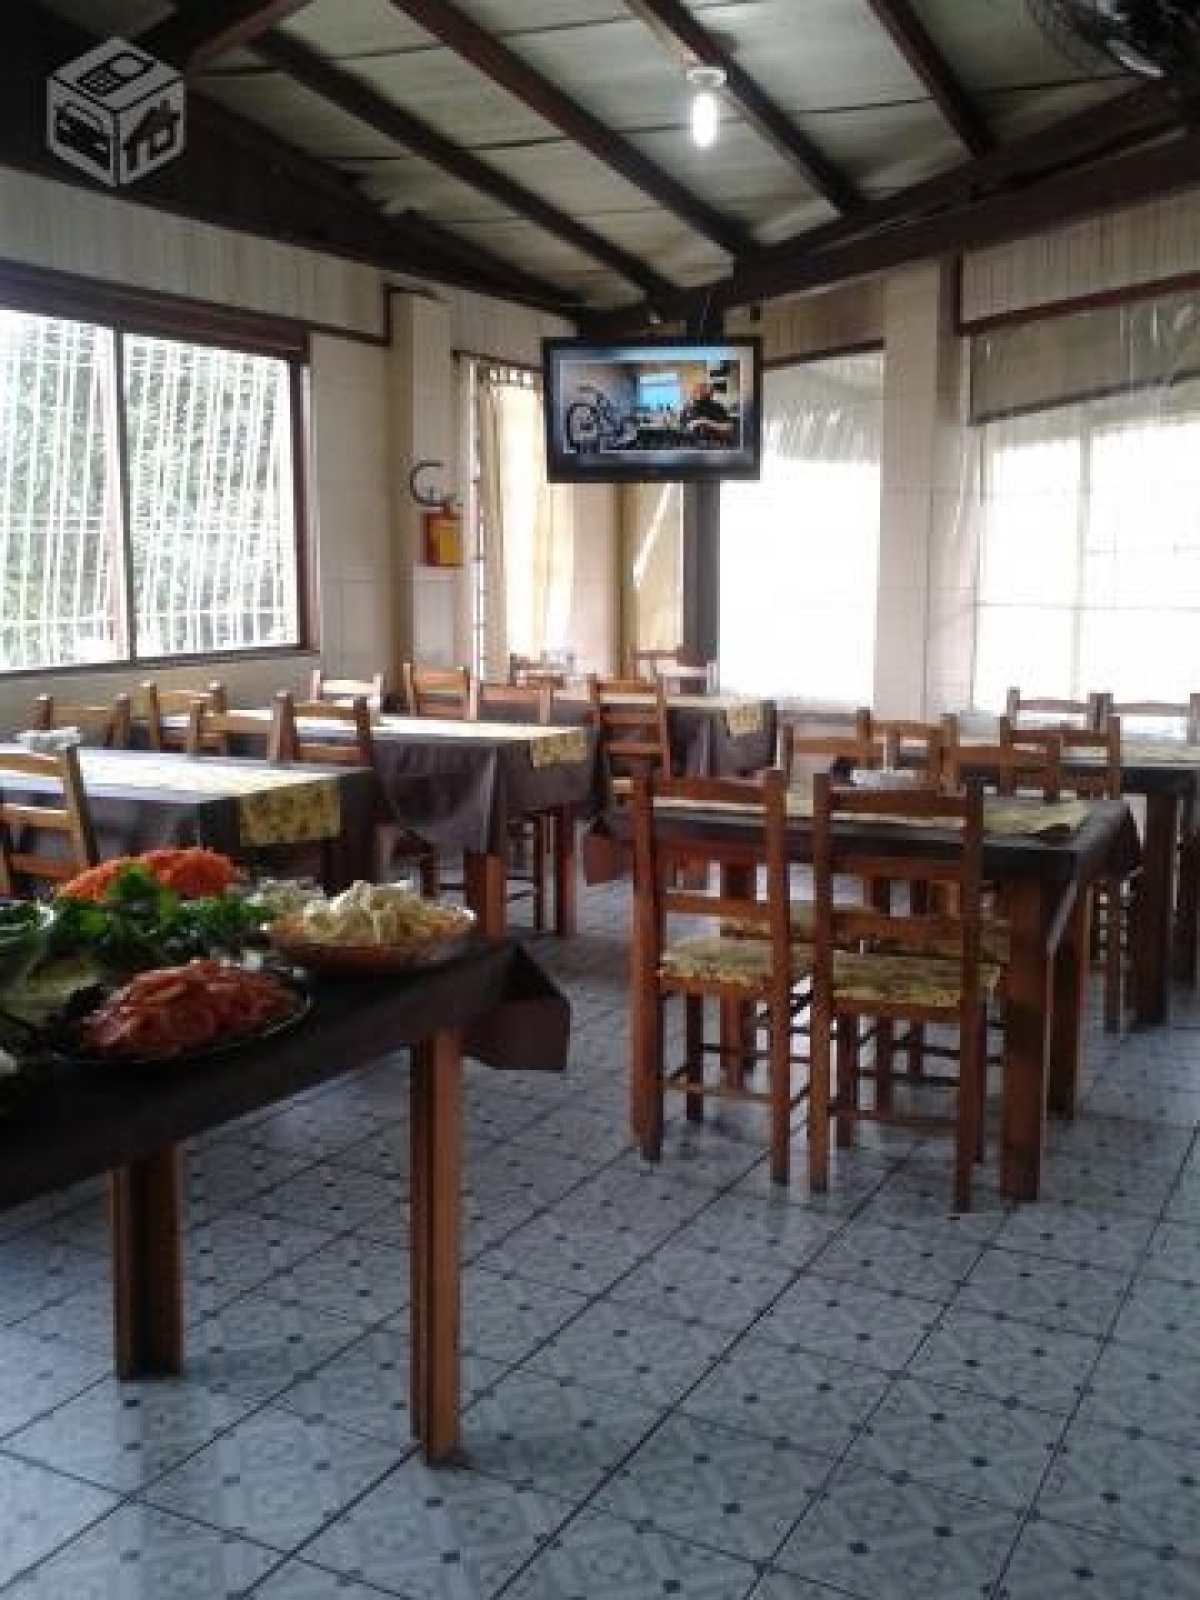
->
xmin=542 ymin=336 xmax=762 ymax=483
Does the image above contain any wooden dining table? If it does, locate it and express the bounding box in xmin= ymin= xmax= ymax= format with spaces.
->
xmin=630 ymin=789 xmax=1140 ymax=1201
xmin=0 ymin=744 xmax=380 ymax=887
xmin=555 ymin=689 xmax=778 ymax=777
xmin=0 ymin=939 xmax=569 ymax=1463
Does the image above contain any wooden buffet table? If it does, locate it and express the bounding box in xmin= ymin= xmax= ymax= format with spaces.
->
xmin=0 ymin=940 xmax=569 ymax=1462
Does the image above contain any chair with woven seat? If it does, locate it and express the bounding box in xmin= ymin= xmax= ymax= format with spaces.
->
xmin=589 ymin=674 xmax=672 ymax=801
xmin=32 ymin=693 xmax=132 ymax=749
xmin=140 ymin=681 xmax=228 ymax=753
xmin=402 ymin=663 xmax=472 ymax=720
xmin=809 ymin=773 xmax=1000 ymax=1211
xmin=274 ymin=692 xmax=437 ymax=889
xmin=309 ymin=669 xmax=387 ymax=713
xmin=0 ymin=746 xmax=98 ymax=893
xmin=475 ymin=680 xmax=556 ymax=929
xmin=629 ymin=768 xmax=811 ymax=1184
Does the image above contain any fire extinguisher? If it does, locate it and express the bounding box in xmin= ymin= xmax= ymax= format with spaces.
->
xmin=409 ymin=460 xmax=463 ymax=567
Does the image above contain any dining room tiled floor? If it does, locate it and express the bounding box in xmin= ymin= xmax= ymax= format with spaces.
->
xmin=2 ymin=879 xmax=1200 ymax=1597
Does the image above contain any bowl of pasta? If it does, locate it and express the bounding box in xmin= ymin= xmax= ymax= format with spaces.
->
xmin=264 ymin=880 xmax=477 ymax=973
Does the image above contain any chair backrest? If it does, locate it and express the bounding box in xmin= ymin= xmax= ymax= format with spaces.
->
xmin=1056 ymin=717 xmax=1123 ymax=801
xmin=0 ymin=746 xmax=98 ymax=893
xmin=629 ymin=646 xmax=711 ymax=694
xmin=185 ymin=700 xmax=288 ymax=761
xmin=402 ymin=663 xmax=472 ymax=719
xmin=630 ymin=767 xmax=794 ymax=992
xmin=1104 ymin=694 xmax=1200 ymax=744
xmin=778 ymin=708 xmax=881 ymax=781
xmin=1005 ymin=687 xmax=1106 ymax=729
xmin=309 ymin=669 xmax=386 ymax=712
xmin=508 ymin=654 xmax=566 ymax=691
xmin=811 ymin=772 xmax=986 ymax=1011
xmin=274 ymin=693 xmax=375 ymax=767
xmin=140 ymin=680 xmax=227 ymax=752
xmin=475 ymin=681 xmax=552 ymax=724
xmin=588 ymin=674 xmax=671 ymax=797
xmin=32 ymin=693 xmax=132 ymax=749
xmin=870 ymin=717 xmax=946 ymax=781
xmin=940 ymin=714 xmax=1062 ymax=798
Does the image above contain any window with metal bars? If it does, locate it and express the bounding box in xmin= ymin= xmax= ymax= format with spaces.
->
xmin=0 ymin=306 xmax=303 ymax=671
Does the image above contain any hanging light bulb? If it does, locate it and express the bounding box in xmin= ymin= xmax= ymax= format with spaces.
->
xmin=686 ymin=64 xmax=726 ymax=149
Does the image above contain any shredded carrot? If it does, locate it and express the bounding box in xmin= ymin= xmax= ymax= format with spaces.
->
xmin=58 ymin=848 xmax=239 ymax=902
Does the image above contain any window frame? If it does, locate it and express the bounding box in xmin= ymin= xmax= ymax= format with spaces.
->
xmin=0 ymin=264 xmax=312 ymax=680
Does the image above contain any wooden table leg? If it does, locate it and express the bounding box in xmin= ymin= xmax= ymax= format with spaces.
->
xmin=998 ymin=881 xmax=1056 ymax=1202
xmin=1132 ymin=790 xmax=1179 ymax=1025
xmin=553 ymin=807 xmax=577 ymax=937
xmin=109 ymin=1150 xmax=183 ymax=1379
xmin=464 ymin=850 xmax=508 ymax=937
xmin=1047 ymin=891 xmax=1089 ymax=1118
xmin=409 ymin=1029 xmax=463 ymax=1463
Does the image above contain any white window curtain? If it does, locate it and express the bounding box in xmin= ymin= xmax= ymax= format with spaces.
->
xmin=628 ymin=481 xmax=684 ymax=654
xmin=474 ymin=366 xmax=574 ymax=681
xmin=719 ymin=352 xmax=883 ymax=701
xmin=973 ymin=379 xmax=1200 ymax=708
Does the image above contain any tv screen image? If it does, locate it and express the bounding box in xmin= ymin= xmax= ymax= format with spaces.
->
xmin=542 ymin=337 xmax=762 ymax=483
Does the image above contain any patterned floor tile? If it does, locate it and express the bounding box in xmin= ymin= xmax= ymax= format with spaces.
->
xmin=592 ymin=1411 xmax=832 ymax=1562
xmin=810 ymin=1219 xmax=982 ymax=1303
xmin=523 ymin=1296 xmax=733 ymax=1409
xmin=645 ymin=1120 xmax=768 ymax=1189
xmin=1034 ymin=1417 xmax=1200 ymax=1556
xmin=0 ymin=1236 xmax=103 ymax=1327
xmin=510 ymin=1103 xmax=635 ymax=1163
xmin=184 ymin=1293 xmax=365 ymax=1403
xmin=669 ymin=1189 xmax=843 ymax=1269
xmin=0 ymin=1326 xmax=109 ymax=1436
xmin=1111 ymin=1274 xmax=1200 ymax=1362
xmin=761 ymin=1274 xmax=941 ymax=1372
xmin=144 ymin=1403 xmax=401 ymax=1552
xmin=253 ymin=1163 xmax=406 ymax=1236
xmin=610 ymin=1240 xmax=796 ymax=1332
xmin=7 ymin=1375 xmax=252 ymax=1491
xmin=302 ymin=1455 xmax=571 ymax=1596
xmin=748 ymin=1576 xmax=865 ymax=1600
xmin=680 ymin=1328 xmax=892 ymax=1454
xmin=992 ymin=1202 xmax=1157 ymax=1273
xmin=263 ymin=1233 xmax=411 ymax=1323
xmin=184 ymin=1210 xmax=338 ymax=1315
xmin=505 ymin=1506 xmax=759 ymax=1599
xmin=847 ymin=1375 xmax=1067 ymax=1510
xmin=250 ymin=1559 xmax=397 ymax=1597
xmin=461 ymin=1267 xmax=588 ymax=1365
xmin=463 ymin=1145 xmax=595 ymax=1208
xmin=995 ymin=1516 xmax=1200 ymax=1598
xmin=460 ymin=1367 xmax=660 ymax=1501
xmin=0 ymin=1452 xmax=118 ymax=1587
xmin=908 ymin=1307 xmax=1104 ymax=1413
xmin=774 ymin=1459 xmax=1021 ymax=1599
xmin=3 ymin=1502 xmax=278 ymax=1598
xmin=1139 ymin=1219 xmax=1200 ymax=1285
xmin=281 ymin=1322 xmax=506 ymax=1447
xmin=473 ymin=1212 xmax=653 ymax=1296
xmin=549 ymin=1161 xmax=713 ymax=1244
xmin=854 ymin=1167 xmax=1013 ymax=1243
xmin=953 ymin=1246 xmax=1130 ymax=1336
xmin=1076 ymin=1339 xmax=1200 ymax=1446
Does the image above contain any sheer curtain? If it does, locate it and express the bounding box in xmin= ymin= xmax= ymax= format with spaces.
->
xmin=474 ymin=366 xmax=574 ymax=680
xmin=719 ymin=352 xmax=883 ymax=700
xmin=973 ymin=381 xmax=1200 ymax=707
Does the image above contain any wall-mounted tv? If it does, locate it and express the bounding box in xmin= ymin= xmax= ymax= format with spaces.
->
xmin=542 ymin=336 xmax=762 ymax=483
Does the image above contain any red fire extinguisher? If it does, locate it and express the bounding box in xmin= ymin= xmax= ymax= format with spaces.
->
xmin=410 ymin=460 xmax=463 ymax=568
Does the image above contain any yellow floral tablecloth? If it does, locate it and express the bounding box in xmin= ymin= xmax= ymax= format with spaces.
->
xmin=79 ymin=752 xmax=341 ymax=847
xmin=656 ymin=788 xmax=1091 ymax=839
xmin=723 ymin=700 xmax=765 ymax=738
xmin=377 ymin=716 xmax=589 ymax=769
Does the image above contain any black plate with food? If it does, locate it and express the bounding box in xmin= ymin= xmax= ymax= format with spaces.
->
xmin=50 ymin=960 xmax=311 ymax=1071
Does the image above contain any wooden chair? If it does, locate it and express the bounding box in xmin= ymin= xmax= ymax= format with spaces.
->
xmin=629 ymin=646 xmax=711 ymax=694
xmin=1005 ymin=688 xmax=1106 ymax=729
xmin=403 ymin=663 xmax=473 ymax=719
xmin=588 ymin=674 xmax=672 ymax=802
xmin=474 ymin=680 xmax=556 ymax=930
xmin=0 ymin=746 xmax=98 ymax=893
xmin=809 ymin=774 xmax=998 ymax=1211
xmin=32 ymin=693 xmax=132 ymax=749
xmin=508 ymin=654 xmax=566 ymax=691
xmin=274 ymin=692 xmax=437 ymax=889
xmin=941 ymin=715 xmax=1063 ymax=798
xmin=140 ymin=681 xmax=227 ymax=752
xmin=185 ymin=700 xmax=289 ymax=761
xmin=629 ymin=769 xmax=811 ymax=1184
xmin=308 ymin=669 xmax=386 ymax=712
xmin=870 ymin=717 xmax=945 ymax=781
xmin=777 ymin=708 xmax=880 ymax=783
xmin=1103 ymin=694 xmax=1200 ymax=742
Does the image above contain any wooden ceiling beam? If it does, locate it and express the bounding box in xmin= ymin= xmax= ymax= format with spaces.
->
xmin=251 ymin=30 xmax=677 ymax=300
xmin=621 ymin=0 xmax=862 ymax=214
xmin=138 ymin=0 xmax=319 ymax=74
xmin=385 ymin=0 xmax=752 ymax=257
xmin=866 ymin=0 xmax=993 ymax=156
